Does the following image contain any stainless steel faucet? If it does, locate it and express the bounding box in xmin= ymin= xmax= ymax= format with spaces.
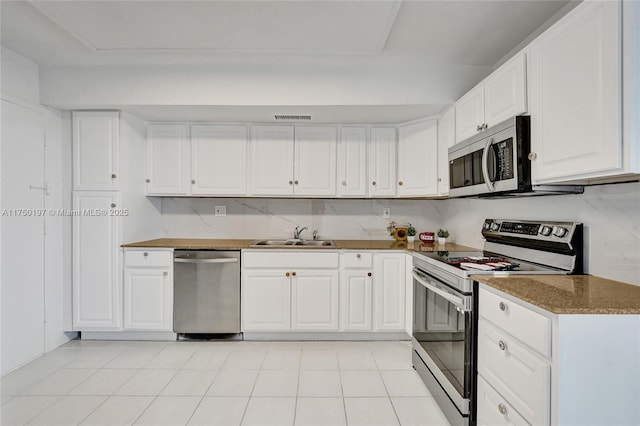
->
xmin=312 ymin=230 xmax=319 ymax=240
xmin=293 ymin=226 xmax=308 ymax=239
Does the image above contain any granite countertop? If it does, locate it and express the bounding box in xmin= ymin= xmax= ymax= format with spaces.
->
xmin=121 ymin=238 xmax=475 ymax=252
xmin=473 ymin=274 xmax=640 ymax=315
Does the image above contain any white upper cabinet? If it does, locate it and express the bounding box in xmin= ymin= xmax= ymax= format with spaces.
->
xmin=437 ymin=107 xmax=455 ymax=195
xmin=73 ymin=111 xmax=119 ymax=191
xmin=293 ymin=127 xmax=337 ymax=196
xmin=191 ymin=125 xmax=248 ymax=195
xmin=249 ymin=125 xmax=295 ymax=196
xmin=455 ymin=53 xmax=527 ymax=143
xmin=369 ymin=127 xmax=397 ymax=197
xmin=337 ymin=127 xmax=368 ymax=197
xmin=146 ymin=123 xmax=190 ymax=195
xmin=397 ymin=120 xmax=438 ymax=197
xmin=529 ymin=1 xmax=626 ymax=183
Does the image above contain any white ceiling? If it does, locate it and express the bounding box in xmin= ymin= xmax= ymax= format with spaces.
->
xmin=0 ymin=0 xmax=575 ymax=122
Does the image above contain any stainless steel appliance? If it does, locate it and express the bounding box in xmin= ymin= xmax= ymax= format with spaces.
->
xmin=412 ymin=219 xmax=582 ymax=426
xmin=173 ymin=250 xmax=241 ymax=335
xmin=448 ymin=116 xmax=583 ymax=198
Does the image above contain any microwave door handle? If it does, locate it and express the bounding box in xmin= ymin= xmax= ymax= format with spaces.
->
xmin=412 ymin=271 xmax=467 ymax=311
xmin=481 ymin=137 xmax=496 ymax=191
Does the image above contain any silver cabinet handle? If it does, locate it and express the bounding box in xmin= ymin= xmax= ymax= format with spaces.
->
xmin=143 ymin=252 xmax=149 ymax=257
xmin=498 ymin=404 xmax=507 ymax=415
xmin=111 ymin=174 xmax=117 ymax=179
xmin=174 ymin=258 xmax=238 ymax=264
xmin=294 ymin=180 xmax=299 ymax=185
xmin=499 ymin=301 xmax=507 ymax=312
xmin=498 ymin=340 xmax=507 ymax=351
xmin=356 ymin=253 xmax=361 ymax=259
xmin=191 ymin=179 xmax=196 ymax=184
xmin=477 ymin=125 xmax=482 ymax=131
xmin=289 ymin=180 xmax=294 ymax=185
xmin=342 ymin=181 xmax=347 ymax=186
xmin=163 ymin=271 xmax=168 ymax=276
xmin=372 ymin=181 xmax=376 ymax=186
xmin=146 ymin=178 xmax=151 ymax=183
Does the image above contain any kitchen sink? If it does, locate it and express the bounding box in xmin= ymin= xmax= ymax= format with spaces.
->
xmin=249 ymin=239 xmax=336 ymax=248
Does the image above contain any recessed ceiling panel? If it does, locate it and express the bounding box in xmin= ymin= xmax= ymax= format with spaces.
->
xmin=32 ymin=0 xmax=401 ymax=53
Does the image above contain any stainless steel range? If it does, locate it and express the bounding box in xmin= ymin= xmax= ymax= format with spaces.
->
xmin=411 ymin=219 xmax=583 ymax=426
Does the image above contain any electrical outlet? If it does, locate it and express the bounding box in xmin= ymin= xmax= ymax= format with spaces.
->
xmin=214 ymin=205 xmax=227 ymax=217
xmin=382 ymin=207 xmax=391 ymax=218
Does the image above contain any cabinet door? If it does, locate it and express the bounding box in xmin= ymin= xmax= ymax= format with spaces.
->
xmin=397 ymin=121 xmax=438 ymax=197
xmin=72 ymin=192 xmax=122 ymax=330
xmin=483 ymin=53 xmax=527 ymax=128
xmin=437 ymin=107 xmax=455 ymax=195
xmin=337 ymin=127 xmax=367 ymax=197
xmin=123 ymin=269 xmax=172 ymax=331
xmin=294 ymin=127 xmax=337 ymax=196
xmin=191 ymin=125 xmax=248 ymax=195
xmin=242 ymin=270 xmax=291 ymax=331
xmin=146 ymin=123 xmax=190 ymax=195
xmin=250 ymin=126 xmax=295 ymax=195
xmin=529 ymin=1 xmax=621 ymax=183
xmin=340 ymin=270 xmax=373 ymax=331
xmin=369 ymin=128 xmax=397 ymax=197
xmin=291 ymin=270 xmax=339 ymax=331
xmin=373 ymin=253 xmax=406 ymax=331
xmin=73 ymin=111 xmax=119 ymax=191
xmin=455 ymin=84 xmax=484 ymax=143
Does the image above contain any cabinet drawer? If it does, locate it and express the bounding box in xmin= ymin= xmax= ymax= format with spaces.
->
xmin=243 ymin=251 xmax=339 ymax=269
xmin=341 ymin=252 xmax=373 ymax=268
xmin=125 ymin=250 xmax=173 ymax=268
xmin=478 ymin=319 xmax=550 ymax=425
xmin=477 ymin=376 xmax=530 ymax=426
xmin=479 ymin=287 xmax=550 ymax=357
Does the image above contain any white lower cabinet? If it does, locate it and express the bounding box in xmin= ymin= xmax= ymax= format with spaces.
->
xmin=242 ymin=270 xmax=291 ymax=331
xmin=291 ymin=270 xmax=339 ymax=330
xmin=123 ymin=249 xmax=173 ymax=331
xmin=477 ymin=376 xmax=530 ymax=426
xmin=340 ymin=252 xmax=374 ymax=331
xmin=373 ymin=252 xmax=406 ymax=331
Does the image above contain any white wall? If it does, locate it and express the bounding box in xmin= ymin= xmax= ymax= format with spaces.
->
xmin=0 ymin=47 xmax=40 ymax=105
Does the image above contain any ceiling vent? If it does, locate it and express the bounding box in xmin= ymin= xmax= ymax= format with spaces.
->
xmin=274 ymin=115 xmax=312 ymax=121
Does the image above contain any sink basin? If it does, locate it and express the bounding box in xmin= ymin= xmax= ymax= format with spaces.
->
xmin=250 ymin=239 xmax=336 ymax=248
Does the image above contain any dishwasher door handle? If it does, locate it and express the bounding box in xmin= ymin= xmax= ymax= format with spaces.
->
xmin=174 ymin=258 xmax=239 ymax=264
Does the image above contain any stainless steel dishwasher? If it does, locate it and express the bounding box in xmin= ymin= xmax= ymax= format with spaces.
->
xmin=173 ymin=250 xmax=241 ymax=335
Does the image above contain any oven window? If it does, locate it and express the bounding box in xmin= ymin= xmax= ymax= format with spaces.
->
xmin=413 ymin=276 xmax=473 ymax=398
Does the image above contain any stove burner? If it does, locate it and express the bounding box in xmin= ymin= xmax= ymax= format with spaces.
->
xmin=445 ymin=256 xmax=520 ymax=271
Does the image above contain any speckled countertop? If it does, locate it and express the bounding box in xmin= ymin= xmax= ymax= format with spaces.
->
xmin=473 ymin=275 xmax=640 ymax=315
xmin=121 ymin=238 xmax=475 ymax=253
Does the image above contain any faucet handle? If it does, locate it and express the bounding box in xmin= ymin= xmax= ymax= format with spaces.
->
xmin=312 ymin=230 xmax=319 ymax=240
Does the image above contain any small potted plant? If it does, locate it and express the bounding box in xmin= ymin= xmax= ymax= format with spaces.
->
xmin=407 ymin=225 xmax=417 ymax=243
xmin=437 ymin=228 xmax=449 ymax=245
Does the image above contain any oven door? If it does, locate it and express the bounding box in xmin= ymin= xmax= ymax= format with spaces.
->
xmin=412 ymin=268 xmax=474 ymax=415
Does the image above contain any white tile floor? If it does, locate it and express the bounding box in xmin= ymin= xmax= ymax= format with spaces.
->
xmin=0 ymin=340 xmax=451 ymax=426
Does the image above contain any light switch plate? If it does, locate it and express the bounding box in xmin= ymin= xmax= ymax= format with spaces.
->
xmin=382 ymin=207 xmax=391 ymax=218
xmin=214 ymin=205 xmax=227 ymax=217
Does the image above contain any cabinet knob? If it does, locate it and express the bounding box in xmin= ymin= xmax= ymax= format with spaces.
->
xmin=483 ymin=123 xmax=488 ymax=130
xmin=191 ymin=179 xmax=196 ymax=184
xmin=145 ymin=178 xmax=151 ymax=183
xmin=356 ymin=253 xmax=361 ymax=259
xmin=286 ymin=272 xmax=290 ymax=277
xmin=498 ymin=340 xmax=507 ymax=351
xmin=528 ymin=152 xmax=537 ymax=161
xmin=110 ymin=203 xmax=116 ymax=208
xmin=476 ymin=125 xmax=482 ymax=131
xmin=143 ymin=252 xmax=149 ymax=257
xmin=342 ymin=181 xmax=347 ymax=186
xmin=398 ymin=181 xmax=403 ymax=186
xmin=289 ymin=180 xmax=294 ymax=185
xmin=294 ymin=180 xmax=299 ymax=185
xmin=437 ymin=178 xmax=442 ymax=182
xmin=163 ymin=271 xmax=168 ymax=276
xmin=499 ymin=301 xmax=507 ymax=312
xmin=111 ymin=174 xmax=117 ymax=179
xmin=367 ymin=272 xmax=372 ymax=277
xmin=498 ymin=404 xmax=507 ymax=415
xmin=372 ymin=181 xmax=376 ymax=186
xmin=292 ymin=271 xmax=297 ymax=276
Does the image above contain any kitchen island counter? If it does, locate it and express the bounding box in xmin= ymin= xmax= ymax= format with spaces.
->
xmin=473 ymin=274 xmax=640 ymax=314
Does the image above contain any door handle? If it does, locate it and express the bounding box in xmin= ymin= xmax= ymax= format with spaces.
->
xmin=174 ymin=258 xmax=238 ymax=264
xmin=481 ymin=137 xmax=496 ymax=192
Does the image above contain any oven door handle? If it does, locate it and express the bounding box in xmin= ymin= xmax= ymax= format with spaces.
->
xmin=412 ymin=270 xmax=469 ymax=311
xmin=481 ymin=137 xmax=496 ymax=192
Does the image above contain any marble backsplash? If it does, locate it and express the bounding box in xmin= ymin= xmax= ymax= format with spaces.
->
xmin=158 ymin=181 xmax=640 ymax=285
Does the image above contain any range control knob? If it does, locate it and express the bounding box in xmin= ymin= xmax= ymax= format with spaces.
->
xmin=539 ymin=225 xmax=553 ymax=236
xmin=483 ymin=222 xmax=491 ymax=230
xmin=552 ymin=226 xmax=568 ymax=238
xmin=490 ymin=223 xmax=500 ymax=231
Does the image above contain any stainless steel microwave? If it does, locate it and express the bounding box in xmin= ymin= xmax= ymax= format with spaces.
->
xmin=448 ymin=116 xmax=583 ymax=198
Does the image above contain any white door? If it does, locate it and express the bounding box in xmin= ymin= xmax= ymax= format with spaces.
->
xmin=373 ymin=253 xmax=406 ymax=331
xmin=146 ymin=123 xmax=190 ymax=195
xmin=369 ymin=128 xmax=397 ymax=197
xmin=249 ymin=126 xmax=295 ymax=196
xmin=483 ymin=53 xmax=527 ymax=127
xmin=191 ymin=125 xmax=248 ymax=195
xmin=397 ymin=121 xmax=438 ymax=197
xmin=437 ymin=107 xmax=455 ymax=195
xmin=337 ymin=127 xmax=367 ymax=197
xmin=1 ymin=99 xmax=45 ymax=374
xmin=72 ymin=192 xmax=122 ymax=330
xmin=124 ymin=269 xmax=172 ymax=331
xmin=72 ymin=111 xmax=119 ymax=191
xmin=242 ymin=270 xmax=291 ymax=331
xmin=294 ymin=127 xmax=337 ymax=196
xmin=529 ymin=1 xmax=621 ymax=183
xmin=340 ymin=270 xmax=373 ymax=331
xmin=455 ymin=84 xmax=485 ymax=142
xmin=291 ymin=270 xmax=339 ymax=331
